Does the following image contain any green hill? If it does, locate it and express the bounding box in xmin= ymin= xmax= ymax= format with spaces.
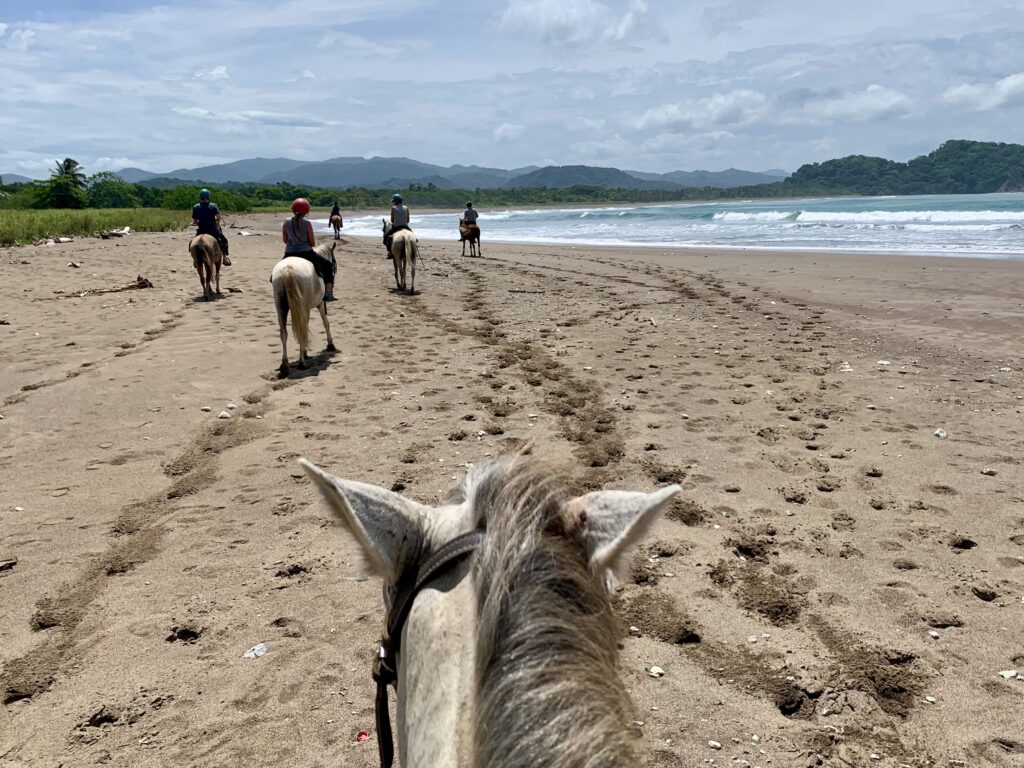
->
xmin=786 ymin=140 xmax=1024 ymax=195
xmin=506 ymin=165 xmax=673 ymax=189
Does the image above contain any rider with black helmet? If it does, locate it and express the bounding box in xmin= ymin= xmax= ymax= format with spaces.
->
xmin=384 ymin=193 xmax=411 ymax=258
xmin=192 ymin=188 xmax=231 ymax=265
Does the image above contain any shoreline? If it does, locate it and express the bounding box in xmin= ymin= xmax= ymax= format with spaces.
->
xmin=231 ymin=215 xmax=1024 ymax=263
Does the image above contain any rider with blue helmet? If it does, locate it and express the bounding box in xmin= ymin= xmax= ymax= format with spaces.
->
xmin=192 ymin=188 xmax=231 ymax=266
xmin=384 ymin=193 xmax=411 ymax=258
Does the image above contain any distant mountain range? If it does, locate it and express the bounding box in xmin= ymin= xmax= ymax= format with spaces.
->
xmin=0 ymin=173 xmax=32 ymax=184
xmin=105 ymin=156 xmax=788 ymax=190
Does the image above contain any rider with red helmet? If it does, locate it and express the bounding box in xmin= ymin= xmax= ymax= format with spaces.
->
xmin=282 ymin=197 xmax=336 ymax=300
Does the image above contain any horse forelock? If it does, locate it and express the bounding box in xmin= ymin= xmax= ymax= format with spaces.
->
xmin=466 ymin=457 xmax=636 ymax=768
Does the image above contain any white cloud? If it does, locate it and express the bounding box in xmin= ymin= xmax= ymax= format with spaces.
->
xmin=301 ymin=69 xmax=316 ymax=80
xmin=7 ymin=28 xmax=36 ymax=52
xmin=642 ymin=130 xmax=735 ymax=154
xmin=172 ymin=107 xmax=335 ymax=128
xmin=502 ymin=0 xmax=652 ymax=46
xmin=493 ymin=122 xmax=526 ymax=141
xmin=316 ymin=30 xmax=401 ymax=57
xmin=194 ymin=65 xmax=229 ymax=81
xmin=942 ymin=71 xmax=1024 ymax=111
xmin=0 ymin=23 xmax=8 ymax=38
xmin=633 ymin=90 xmax=767 ymax=131
xmin=785 ymin=84 xmax=912 ymax=123
xmin=700 ymin=0 xmax=764 ymax=38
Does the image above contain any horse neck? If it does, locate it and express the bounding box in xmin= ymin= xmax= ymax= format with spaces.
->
xmin=470 ymin=465 xmax=636 ymax=768
xmin=398 ymin=550 xmax=478 ymax=767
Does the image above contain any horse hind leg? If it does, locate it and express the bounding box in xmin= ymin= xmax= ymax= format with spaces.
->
xmin=197 ymin=264 xmax=208 ymax=300
xmin=318 ymin=302 xmax=337 ymax=353
xmin=276 ymin=291 xmax=290 ymax=377
xmin=392 ymin=249 xmax=402 ymax=291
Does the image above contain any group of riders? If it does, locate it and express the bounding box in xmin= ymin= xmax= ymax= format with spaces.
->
xmin=191 ymin=188 xmax=481 ymax=302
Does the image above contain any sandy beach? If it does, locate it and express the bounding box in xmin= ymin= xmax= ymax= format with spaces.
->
xmin=1 ymin=214 xmax=1022 ymax=767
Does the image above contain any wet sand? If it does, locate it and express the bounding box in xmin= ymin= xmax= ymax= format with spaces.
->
xmin=1 ymin=217 xmax=1022 ymax=767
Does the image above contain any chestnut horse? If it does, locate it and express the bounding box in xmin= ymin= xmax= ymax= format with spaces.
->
xmin=459 ymin=220 xmax=481 ymax=257
xmin=189 ymin=233 xmax=222 ymax=300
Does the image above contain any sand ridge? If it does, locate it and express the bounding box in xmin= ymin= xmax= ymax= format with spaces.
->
xmin=1 ymin=220 xmax=1022 ymax=767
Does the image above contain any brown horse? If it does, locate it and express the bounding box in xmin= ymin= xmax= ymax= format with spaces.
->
xmin=330 ymin=214 xmax=342 ymax=239
xmin=459 ymin=220 xmax=481 ymax=257
xmin=189 ymin=233 xmax=223 ymax=300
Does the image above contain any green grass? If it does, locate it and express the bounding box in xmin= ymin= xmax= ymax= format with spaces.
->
xmin=0 ymin=208 xmax=191 ymax=246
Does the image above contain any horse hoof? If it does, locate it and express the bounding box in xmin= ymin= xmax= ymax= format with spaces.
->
xmin=277 ymin=364 xmax=289 ymax=378
xmin=326 ymin=342 xmax=337 ymax=352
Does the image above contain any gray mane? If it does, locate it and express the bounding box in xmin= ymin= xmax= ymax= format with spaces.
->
xmin=463 ymin=458 xmax=636 ymax=768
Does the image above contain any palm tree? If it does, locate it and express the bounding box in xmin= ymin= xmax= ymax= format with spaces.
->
xmin=52 ymin=158 xmax=87 ymax=190
xmin=36 ymin=158 xmax=88 ymax=208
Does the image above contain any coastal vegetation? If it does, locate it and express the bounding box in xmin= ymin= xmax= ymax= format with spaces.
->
xmin=1 ymin=140 xmax=1022 ymax=244
xmin=0 ymin=209 xmax=189 ymax=246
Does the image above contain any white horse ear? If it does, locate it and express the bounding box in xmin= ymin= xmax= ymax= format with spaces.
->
xmin=566 ymin=486 xmax=680 ymax=580
xmin=299 ymin=459 xmax=426 ymax=581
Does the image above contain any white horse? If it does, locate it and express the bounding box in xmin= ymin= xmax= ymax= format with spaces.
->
xmin=300 ymin=454 xmax=680 ymax=767
xmin=383 ymin=220 xmax=418 ymax=294
xmin=270 ymin=243 xmax=337 ymax=377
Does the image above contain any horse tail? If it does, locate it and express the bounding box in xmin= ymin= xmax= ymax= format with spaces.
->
xmin=283 ymin=266 xmax=311 ymax=349
xmin=404 ymin=234 xmax=416 ymax=264
xmin=202 ymin=241 xmax=214 ymax=277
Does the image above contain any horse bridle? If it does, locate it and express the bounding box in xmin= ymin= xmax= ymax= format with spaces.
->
xmin=372 ymin=529 xmax=485 ymax=768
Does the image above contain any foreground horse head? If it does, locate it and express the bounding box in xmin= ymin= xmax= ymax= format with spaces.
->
xmin=270 ymin=242 xmax=337 ymax=377
xmin=384 ymin=220 xmax=418 ymax=294
xmin=189 ymin=233 xmax=222 ymax=300
xmin=301 ymin=454 xmax=679 ymax=767
xmin=458 ymin=220 xmax=480 ymax=257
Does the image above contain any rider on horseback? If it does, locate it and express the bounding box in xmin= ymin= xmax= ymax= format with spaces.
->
xmin=192 ymin=188 xmax=231 ymax=266
xmin=283 ymin=197 xmax=336 ymax=301
xmin=462 ymin=201 xmax=479 ymax=226
xmin=384 ymin=193 xmax=411 ymax=258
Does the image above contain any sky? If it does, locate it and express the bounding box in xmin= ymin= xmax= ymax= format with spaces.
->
xmin=1 ymin=0 xmax=1022 ymax=178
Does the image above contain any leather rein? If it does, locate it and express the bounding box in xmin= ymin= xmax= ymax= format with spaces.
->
xmin=372 ymin=529 xmax=485 ymax=768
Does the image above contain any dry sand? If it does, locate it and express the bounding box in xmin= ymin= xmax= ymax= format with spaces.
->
xmin=1 ymin=214 xmax=1022 ymax=767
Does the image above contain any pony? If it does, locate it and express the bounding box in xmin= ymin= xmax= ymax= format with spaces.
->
xmin=330 ymin=213 xmax=343 ymax=239
xmin=270 ymin=242 xmax=337 ymax=378
xmin=189 ymin=233 xmax=223 ymax=300
xmin=300 ymin=454 xmax=680 ymax=768
xmin=459 ymin=220 xmax=481 ymax=257
xmin=383 ymin=220 xmax=418 ymax=294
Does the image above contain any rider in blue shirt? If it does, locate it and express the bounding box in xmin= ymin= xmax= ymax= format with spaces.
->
xmin=192 ymin=189 xmax=231 ymax=265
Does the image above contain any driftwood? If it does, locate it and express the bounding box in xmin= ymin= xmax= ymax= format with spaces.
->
xmin=98 ymin=226 xmax=132 ymax=239
xmin=53 ymin=275 xmax=153 ymax=299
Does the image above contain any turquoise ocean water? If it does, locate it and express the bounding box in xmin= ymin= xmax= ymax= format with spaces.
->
xmin=316 ymin=193 xmax=1024 ymax=259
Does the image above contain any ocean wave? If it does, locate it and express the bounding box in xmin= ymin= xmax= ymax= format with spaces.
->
xmin=713 ymin=211 xmax=799 ymax=222
xmin=797 ymin=209 xmax=1024 ymax=224
xmin=712 ymin=209 xmax=1024 ymax=224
